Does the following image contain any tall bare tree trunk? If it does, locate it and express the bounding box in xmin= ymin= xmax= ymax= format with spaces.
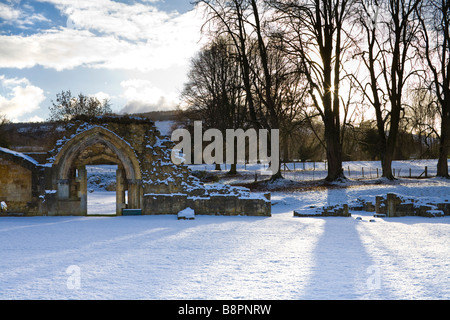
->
xmin=417 ymin=0 xmax=450 ymax=178
xmin=437 ymin=106 xmax=450 ymax=177
xmin=272 ymin=0 xmax=350 ymax=181
xmin=250 ymin=0 xmax=283 ymax=181
xmin=356 ymin=0 xmax=421 ymax=180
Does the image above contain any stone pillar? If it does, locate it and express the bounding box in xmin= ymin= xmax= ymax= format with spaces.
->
xmin=57 ymin=179 xmax=70 ymax=199
xmin=387 ymin=193 xmax=396 ymax=217
xmin=375 ymin=196 xmax=381 ymax=213
xmin=78 ymin=166 xmax=87 ymax=215
xmin=116 ymin=168 xmax=126 ymax=215
xmin=127 ymin=179 xmax=135 ymax=209
xmin=127 ymin=179 xmax=141 ymax=209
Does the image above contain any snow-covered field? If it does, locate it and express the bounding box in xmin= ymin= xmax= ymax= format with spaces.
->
xmin=0 ymin=173 xmax=449 ymax=299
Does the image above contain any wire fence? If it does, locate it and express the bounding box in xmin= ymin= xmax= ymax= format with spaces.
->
xmin=280 ymin=161 xmax=434 ymax=182
xmin=190 ymin=159 xmax=447 ymax=182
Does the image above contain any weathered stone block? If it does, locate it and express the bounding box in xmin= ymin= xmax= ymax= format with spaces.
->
xmin=375 ymin=196 xmax=386 ymax=214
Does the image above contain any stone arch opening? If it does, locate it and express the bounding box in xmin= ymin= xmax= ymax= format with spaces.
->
xmin=52 ymin=127 xmax=142 ymax=215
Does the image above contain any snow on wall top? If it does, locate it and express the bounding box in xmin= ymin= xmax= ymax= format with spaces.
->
xmin=0 ymin=146 xmax=39 ymax=165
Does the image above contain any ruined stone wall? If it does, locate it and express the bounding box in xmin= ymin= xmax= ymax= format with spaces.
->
xmin=0 ymin=158 xmax=32 ymax=213
xmin=381 ymin=193 xmax=449 ymax=217
xmin=1 ymin=116 xmax=271 ymax=217
xmin=143 ymin=193 xmax=271 ymax=216
xmin=351 ymin=193 xmax=449 ymax=217
xmin=44 ymin=117 xmax=191 ymax=195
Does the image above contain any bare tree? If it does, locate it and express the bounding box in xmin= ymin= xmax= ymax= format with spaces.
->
xmin=251 ymin=22 xmax=310 ymax=175
xmin=271 ymin=0 xmax=356 ymax=181
xmin=407 ymin=86 xmax=440 ymax=158
xmin=197 ymin=0 xmax=310 ymax=180
xmin=182 ymin=36 xmax=248 ymax=173
xmin=0 ymin=114 xmax=10 ymax=148
xmin=354 ymin=0 xmax=422 ymax=179
xmin=417 ymin=0 xmax=450 ymax=177
xmin=48 ymin=90 xmax=112 ymax=122
xmin=198 ymin=0 xmax=260 ymax=128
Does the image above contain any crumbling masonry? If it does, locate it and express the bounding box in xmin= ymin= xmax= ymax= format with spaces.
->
xmin=0 ymin=116 xmax=270 ymax=216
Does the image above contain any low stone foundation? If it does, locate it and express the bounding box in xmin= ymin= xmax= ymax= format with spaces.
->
xmin=294 ymin=204 xmax=350 ymax=217
xmin=294 ymin=192 xmax=450 ymax=219
xmin=144 ymin=193 xmax=271 ymax=216
xmin=353 ymin=193 xmax=450 ymax=217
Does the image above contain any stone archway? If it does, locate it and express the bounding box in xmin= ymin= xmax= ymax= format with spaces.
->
xmin=52 ymin=126 xmax=142 ymax=215
xmin=2 ymin=116 xmax=271 ymax=217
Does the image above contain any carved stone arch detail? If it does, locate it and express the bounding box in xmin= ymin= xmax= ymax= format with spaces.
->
xmin=53 ymin=126 xmax=141 ymax=182
xmin=52 ymin=126 xmax=142 ymax=212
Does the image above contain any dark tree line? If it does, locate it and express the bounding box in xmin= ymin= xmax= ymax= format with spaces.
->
xmin=185 ymin=0 xmax=309 ymax=180
xmin=180 ymin=0 xmax=449 ymax=180
xmin=183 ymin=0 xmax=450 ymax=181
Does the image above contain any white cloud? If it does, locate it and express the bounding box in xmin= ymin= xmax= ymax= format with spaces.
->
xmin=0 ymin=3 xmax=20 ymax=20
xmin=90 ymin=91 xmax=111 ymax=102
xmin=0 ymin=75 xmax=46 ymax=122
xmin=0 ymin=1 xmax=206 ymax=71
xmin=0 ymin=75 xmax=30 ymax=87
xmin=0 ymin=29 xmax=132 ymax=71
xmin=119 ymin=78 xmax=179 ymax=113
xmin=0 ymin=2 xmax=50 ymax=29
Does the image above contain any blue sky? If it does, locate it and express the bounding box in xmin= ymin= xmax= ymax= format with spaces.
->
xmin=0 ymin=0 xmax=206 ymax=122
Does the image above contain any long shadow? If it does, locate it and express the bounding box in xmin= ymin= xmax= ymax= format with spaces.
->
xmin=302 ymin=190 xmax=383 ymax=299
xmin=302 ymin=217 xmax=380 ymax=299
xmin=0 ymin=213 xmax=273 ymax=299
